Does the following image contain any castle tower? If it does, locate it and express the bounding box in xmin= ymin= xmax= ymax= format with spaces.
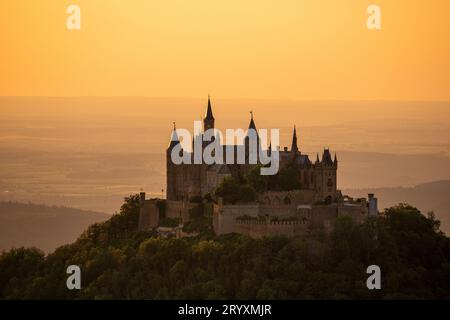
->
xmin=166 ymin=122 xmax=180 ymax=200
xmin=314 ymin=148 xmax=338 ymax=201
xmin=291 ymin=125 xmax=299 ymax=153
xmin=245 ymin=111 xmax=259 ymax=165
xmin=203 ymin=95 xmax=215 ymax=131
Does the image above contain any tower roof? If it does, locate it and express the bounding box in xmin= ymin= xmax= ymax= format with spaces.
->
xmin=204 ymin=95 xmax=214 ymax=120
xmin=321 ymin=148 xmax=333 ymax=165
xmin=168 ymin=122 xmax=179 ymax=149
xmin=291 ymin=125 xmax=298 ymax=152
xmin=248 ymin=110 xmax=257 ymax=130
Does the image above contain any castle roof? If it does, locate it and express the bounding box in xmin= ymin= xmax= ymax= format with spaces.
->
xmin=168 ymin=122 xmax=180 ymax=149
xmin=291 ymin=125 xmax=298 ymax=152
xmin=321 ymin=148 xmax=334 ymax=165
xmin=204 ymin=95 xmax=214 ymax=120
xmin=248 ymin=111 xmax=257 ymax=130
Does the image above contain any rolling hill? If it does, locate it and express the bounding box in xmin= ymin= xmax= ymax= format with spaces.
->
xmin=0 ymin=202 xmax=109 ymax=253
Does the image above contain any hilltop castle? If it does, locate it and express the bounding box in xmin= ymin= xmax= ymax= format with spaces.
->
xmin=166 ymin=96 xmax=338 ymax=203
xmin=139 ymin=97 xmax=378 ymax=238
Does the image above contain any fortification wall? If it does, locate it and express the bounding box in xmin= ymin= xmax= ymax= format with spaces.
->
xmin=138 ymin=199 xmax=160 ymax=231
xmin=259 ymin=190 xmax=316 ymax=205
xmin=259 ymin=205 xmax=295 ymax=217
xmin=165 ymin=200 xmax=196 ymax=222
xmin=235 ymin=219 xmax=308 ymax=238
xmin=337 ymin=204 xmax=367 ymax=224
xmin=213 ymin=203 xmax=259 ymax=235
xmin=310 ymin=205 xmax=338 ymax=229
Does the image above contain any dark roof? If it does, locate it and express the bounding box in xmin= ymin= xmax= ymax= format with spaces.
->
xmin=248 ymin=111 xmax=257 ymax=130
xmin=321 ymin=149 xmax=333 ymax=165
xmin=291 ymin=125 xmax=298 ymax=151
xmin=205 ymin=95 xmax=214 ymax=120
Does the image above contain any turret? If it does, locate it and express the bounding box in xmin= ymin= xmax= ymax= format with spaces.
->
xmin=321 ymin=148 xmax=334 ymax=166
xmin=167 ymin=122 xmax=180 ymax=150
xmin=166 ymin=122 xmax=179 ymax=200
xmin=291 ymin=125 xmax=299 ymax=153
xmin=203 ymin=95 xmax=215 ymax=131
xmin=245 ymin=111 xmax=259 ymax=163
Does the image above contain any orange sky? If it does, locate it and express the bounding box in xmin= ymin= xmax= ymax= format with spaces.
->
xmin=0 ymin=0 xmax=449 ymax=100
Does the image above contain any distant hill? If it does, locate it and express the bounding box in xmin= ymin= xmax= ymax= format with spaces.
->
xmin=343 ymin=180 xmax=450 ymax=234
xmin=0 ymin=202 xmax=110 ymax=253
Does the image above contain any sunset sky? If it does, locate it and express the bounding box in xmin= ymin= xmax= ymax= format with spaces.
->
xmin=1 ymin=0 xmax=449 ymax=100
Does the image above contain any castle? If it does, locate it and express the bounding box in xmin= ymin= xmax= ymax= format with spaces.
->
xmin=166 ymin=96 xmax=338 ymax=203
xmin=139 ymin=97 xmax=378 ymax=237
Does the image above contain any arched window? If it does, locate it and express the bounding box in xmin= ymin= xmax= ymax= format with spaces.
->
xmin=264 ymin=196 xmax=271 ymax=205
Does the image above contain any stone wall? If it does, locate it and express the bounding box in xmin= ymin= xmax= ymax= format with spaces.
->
xmin=338 ymin=203 xmax=368 ymax=224
xmin=165 ymin=200 xmax=196 ymax=223
xmin=235 ymin=219 xmax=309 ymax=238
xmin=213 ymin=201 xmax=259 ymax=235
xmin=138 ymin=199 xmax=160 ymax=231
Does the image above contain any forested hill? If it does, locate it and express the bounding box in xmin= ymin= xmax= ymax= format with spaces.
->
xmin=344 ymin=180 xmax=450 ymax=235
xmin=0 ymin=195 xmax=449 ymax=299
xmin=0 ymin=202 xmax=109 ymax=253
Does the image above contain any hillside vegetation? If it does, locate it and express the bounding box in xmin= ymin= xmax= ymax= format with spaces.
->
xmin=0 ymin=195 xmax=449 ymax=299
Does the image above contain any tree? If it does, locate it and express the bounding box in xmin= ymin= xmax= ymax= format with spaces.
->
xmin=274 ymin=166 xmax=300 ymax=191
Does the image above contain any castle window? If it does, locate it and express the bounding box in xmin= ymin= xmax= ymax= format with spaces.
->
xmin=264 ymin=196 xmax=271 ymax=205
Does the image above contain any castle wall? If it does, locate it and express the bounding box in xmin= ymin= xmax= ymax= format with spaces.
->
xmin=235 ymin=219 xmax=309 ymax=238
xmin=213 ymin=202 xmax=259 ymax=235
xmin=338 ymin=204 xmax=368 ymax=224
xmin=259 ymin=205 xmax=295 ymax=217
xmin=310 ymin=204 xmax=339 ymax=229
xmin=138 ymin=199 xmax=160 ymax=231
xmin=165 ymin=200 xmax=196 ymax=223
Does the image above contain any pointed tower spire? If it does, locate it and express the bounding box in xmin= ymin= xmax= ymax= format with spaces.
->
xmin=291 ymin=125 xmax=298 ymax=152
xmin=334 ymin=153 xmax=338 ymax=164
xmin=205 ymin=94 xmax=214 ymax=120
xmin=168 ymin=121 xmax=179 ymax=149
xmin=248 ymin=110 xmax=257 ymax=130
xmin=203 ymin=95 xmax=215 ymax=131
xmin=316 ymin=153 xmax=320 ymax=163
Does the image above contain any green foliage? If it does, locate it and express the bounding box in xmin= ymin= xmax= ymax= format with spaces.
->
xmin=246 ymin=165 xmax=269 ymax=193
xmin=273 ymin=166 xmax=301 ymax=191
xmin=214 ymin=176 xmax=256 ymax=204
xmin=0 ymin=200 xmax=449 ymax=300
xmin=183 ymin=204 xmax=212 ymax=235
